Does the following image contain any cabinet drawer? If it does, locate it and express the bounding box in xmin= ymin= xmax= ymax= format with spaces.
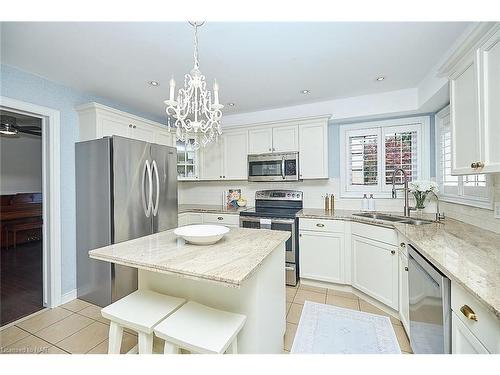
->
xmin=202 ymin=213 xmax=239 ymax=226
xmin=451 ymin=281 xmax=500 ymax=353
xmin=351 ymin=222 xmax=397 ymax=246
xmin=299 ymin=218 xmax=344 ymax=233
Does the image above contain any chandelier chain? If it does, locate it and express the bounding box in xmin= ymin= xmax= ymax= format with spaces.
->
xmin=193 ymin=23 xmax=199 ymax=69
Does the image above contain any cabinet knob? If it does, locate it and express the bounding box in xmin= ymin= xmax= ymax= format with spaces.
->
xmin=217 ymin=217 xmax=223 ymax=220
xmin=400 ymin=242 xmax=406 ymax=248
xmin=299 ymin=234 xmax=302 ymax=237
xmin=129 ymin=124 xmax=133 ymax=128
xmin=273 ymin=148 xmax=275 ymax=151
xmin=391 ymin=250 xmax=395 ymax=255
xmin=460 ymin=305 xmax=478 ymax=321
xmin=316 ymin=223 xmax=325 ymax=227
xmin=223 ymin=176 xmax=226 ymax=178
xmin=404 ymin=266 xmax=408 ymax=271
xmin=471 ymin=162 xmax=478 ymax=169
xmin=133 ymin=125 xmax=136 ymax=128
xmin=268 ymin=148 xmax=272 ymax=151
xmin=219 ymin=176 xmax=222 ymax=178
xmin=476 ymin=161 xmax=484 ymax=168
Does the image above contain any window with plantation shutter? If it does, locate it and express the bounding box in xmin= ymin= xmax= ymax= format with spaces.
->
xmin=340 ymin=116 xmax=430 ymax=197
xmin=436 ymin=107 xmax=492 ymax=208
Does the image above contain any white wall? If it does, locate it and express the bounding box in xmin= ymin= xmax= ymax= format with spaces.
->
xmin=0 ymin=133 xmax=42 ymax=194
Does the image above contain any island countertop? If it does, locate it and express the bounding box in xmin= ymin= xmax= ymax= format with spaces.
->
xmin=89 ymin=227 xmax=290 ymax=288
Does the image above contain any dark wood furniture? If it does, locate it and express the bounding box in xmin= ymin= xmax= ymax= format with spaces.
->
xmin=0 ymin=193 xmax=42 ymax=249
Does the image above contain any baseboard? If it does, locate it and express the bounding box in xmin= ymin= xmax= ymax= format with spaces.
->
xmin=60 ymin=289 xmax=77 ymax=305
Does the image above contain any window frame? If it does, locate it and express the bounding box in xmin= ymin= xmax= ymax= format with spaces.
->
xmin=435 ymin=106 xmax=493 ymax=209
xmin=340 ymin=116 xmax=430 ymax=198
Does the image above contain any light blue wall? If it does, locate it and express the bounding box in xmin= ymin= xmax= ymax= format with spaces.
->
xmin=328 ymin=113 xmax=437 ymax=179
xmin=1 ymin=64 xmax=166 ymax=294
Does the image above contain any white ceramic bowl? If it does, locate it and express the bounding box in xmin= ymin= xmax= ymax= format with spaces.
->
xmin=174 ymin=225 xmax=230 ymax=245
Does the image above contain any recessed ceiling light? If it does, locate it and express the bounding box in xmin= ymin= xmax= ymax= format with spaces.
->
xmin=227 ymin=103 xmax=235 ymax=107
xmin=148 ymin=80 xmax=160 ymax=86
xmin=376 ymin=76 xmax=385 ymax=81
xmin=300 ymin=90 xmax=311 ymax=94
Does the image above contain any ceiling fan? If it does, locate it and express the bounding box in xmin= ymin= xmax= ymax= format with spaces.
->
xmin=0 ymin=115 xmax=41 ymax=137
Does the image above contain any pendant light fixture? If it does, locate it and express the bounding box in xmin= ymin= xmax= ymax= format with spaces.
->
xmin=164 ymin=21 xmax=223 ymax=150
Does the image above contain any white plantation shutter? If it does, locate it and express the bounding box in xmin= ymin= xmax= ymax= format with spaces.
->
xmin=348 ymin=133 xmax=378 ymax=186
xmin=436 ymin=108 xmax=491 ymax=207
xmin=384 ymin=127 xmax=419 ymax=185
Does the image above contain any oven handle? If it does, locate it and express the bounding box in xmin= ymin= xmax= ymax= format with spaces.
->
xmin=281 ymin=156 xmax=286 ymax=179
xmin=239 ymin=216 xmax=295 ymax=225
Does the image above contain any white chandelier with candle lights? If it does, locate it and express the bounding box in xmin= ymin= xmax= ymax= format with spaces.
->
xmin=164 ymin=22 xmax=223 ymax=150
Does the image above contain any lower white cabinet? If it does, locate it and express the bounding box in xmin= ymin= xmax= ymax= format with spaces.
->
xmin=178 ymin=213 xmax=203 ymax=226
xmin=452 ymin=312 xmax=489 ymax=354
xmin=398 ymin=249 xmax=410 ymax=332
xmin=299 ymin=231 xmax=345 ymax=284
xmin=351 ymin=235 xmax=399 ymax=310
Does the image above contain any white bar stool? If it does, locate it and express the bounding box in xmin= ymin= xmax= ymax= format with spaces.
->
xmin=154 ymin=301 xmax=247 ymax=354
xmin=101 ymin=290 xmax=185 ymax=354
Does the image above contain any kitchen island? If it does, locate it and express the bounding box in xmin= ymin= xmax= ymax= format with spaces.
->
xmin=89 ymin=227 xmax=290 ymax=354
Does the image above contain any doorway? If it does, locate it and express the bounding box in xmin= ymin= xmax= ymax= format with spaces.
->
xmin=0 ymin=110 xmax=44 ymax=325
xmin=0 ymin=96 xmax=62 ymax=327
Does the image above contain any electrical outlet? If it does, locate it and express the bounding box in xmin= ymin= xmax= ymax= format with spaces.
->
xmin=495 ymin=202 xmax=500 ymax=219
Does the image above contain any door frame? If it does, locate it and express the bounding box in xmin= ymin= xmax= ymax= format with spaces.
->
xmin=1 ymin=96 xmax=62 ymax=308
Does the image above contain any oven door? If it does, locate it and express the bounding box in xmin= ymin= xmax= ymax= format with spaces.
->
xmin=248 ymin=153 xmax=299 ymax=182
xmin=239 ymin=216 xmax=297 ymax=285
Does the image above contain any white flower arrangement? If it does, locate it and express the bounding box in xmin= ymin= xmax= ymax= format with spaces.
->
xmin=408 ymin=180 xmax=438 ymax=209
xmin=409 ymin=180 xmax=439 ymax=193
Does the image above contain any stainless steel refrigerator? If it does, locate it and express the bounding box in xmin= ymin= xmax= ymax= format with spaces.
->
xmin=75 ymin=136 xmax=178 ymax=307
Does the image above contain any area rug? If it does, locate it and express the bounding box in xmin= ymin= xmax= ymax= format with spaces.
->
xmin=291 ymin=301 xmax=401 ymax=354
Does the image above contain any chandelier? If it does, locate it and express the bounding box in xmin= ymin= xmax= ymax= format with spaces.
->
xmin=164 ymin=21 xmax=223 ymax=150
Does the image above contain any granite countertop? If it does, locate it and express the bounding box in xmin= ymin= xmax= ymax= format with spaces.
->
xmin=178 ymin=204 xmax=249 ymax=215
xmin=394 ymin=219 xmax=500 ymax=319
xmin=298 ymin=208 xmax=500 ymax=319
xmin=89 ymin=227 xmax=290 ymax=288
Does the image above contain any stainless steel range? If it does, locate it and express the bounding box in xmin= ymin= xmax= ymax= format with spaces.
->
xmin=239 ymin=190 xmax=302 ymax=286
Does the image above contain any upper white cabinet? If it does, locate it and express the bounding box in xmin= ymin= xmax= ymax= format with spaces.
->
xmin=299 ymin=121 xmax=329 ymax=179
xmin=248 ymin=124 xmax=299 ymax=154
xmin=199 ymin=129 xmax=249 ymax=180
xmin=248 ymin=128 xmax=273 ymax=153
xmin=76 ymin=102 xmax=172 ymax=146
xmin=223 ymin=130 xmax=249 ymax=180
xmin=272 ymin=125 xmax=299 ymax=152
xmin=440 ymin=23 xmax=500 ymax=174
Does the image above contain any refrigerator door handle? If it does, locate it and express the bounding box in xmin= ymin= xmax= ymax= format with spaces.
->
xmin=151 ymin=160 xmax=160 ymax=217
xmin=142 ymin=159 xmax=153 ymax=217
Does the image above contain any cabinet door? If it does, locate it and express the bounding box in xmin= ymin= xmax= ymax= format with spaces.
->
xmin=200 ymin=140 xmax=224 ymax=180
xmin=352 ymin=235 xmax=398 ymax=310
xmin=272 ymin=125 xmax=298 ymax=152
xmin=479 ymin=29 xmax=500 ymax=173
xmin=399 ymin=251 xmax=410 ymax=333
xmin=132 ymin=122 xmax=155 ymax=143
xmin=248 ymin=128 xmax=273 ymax=154
xmin=452 ymin=312 xmax=489 ymax=354
xmin=99 ymin=116 xmax=130 ymax=138
xmin=450 ymin=56 xmax=481 ymax=175
xmin=155 ymin=128 xmax=174 ymax=146
xmin=223 ymin=130 xmax=248 ymax=180
xmin=299 ymin=231 xmax=345 ymax=284
xmin=299 ymin=122 xmax=328 ymax=179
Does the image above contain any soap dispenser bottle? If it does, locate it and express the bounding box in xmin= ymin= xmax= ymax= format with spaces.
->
xmin=362 ymin=194 xmax=369 ymax=211
xmin=368 ymin=194 xmax=375 ymax=211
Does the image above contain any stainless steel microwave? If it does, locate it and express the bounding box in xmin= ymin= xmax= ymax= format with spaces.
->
xmin=248 ymin=152 xmax=299 ymax=182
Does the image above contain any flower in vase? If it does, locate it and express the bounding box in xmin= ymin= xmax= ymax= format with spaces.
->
xmin=408 ymin=180 xmax=439 ymax=209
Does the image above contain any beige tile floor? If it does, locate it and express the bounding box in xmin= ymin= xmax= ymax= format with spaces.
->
xmin=284 ymin=282 xmax=413 ymax=353
xmin=1 ymin=284 xmax=412 ymax=354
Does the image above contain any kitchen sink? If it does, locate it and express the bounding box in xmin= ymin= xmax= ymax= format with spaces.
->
xmin=352 ymin=212 xmax=434 ymax=225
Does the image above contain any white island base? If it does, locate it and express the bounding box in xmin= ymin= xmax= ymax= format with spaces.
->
xmin=138 ymin=243 xmax=286 ymax=354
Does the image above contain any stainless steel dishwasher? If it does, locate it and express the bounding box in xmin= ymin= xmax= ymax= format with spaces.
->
xmin=408 ymin=245 xmax=451 ymax=354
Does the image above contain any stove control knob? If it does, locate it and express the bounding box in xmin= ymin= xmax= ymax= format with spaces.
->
xmin=287 ymin=193 xmax=290 ymax=197
xmin=292 ymin=193 xmax=295 ymax=197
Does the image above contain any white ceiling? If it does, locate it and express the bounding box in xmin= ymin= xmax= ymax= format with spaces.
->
xmin=1 ymin=22 xmax=471 ymax=118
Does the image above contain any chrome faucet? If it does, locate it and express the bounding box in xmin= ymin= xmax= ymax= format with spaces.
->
xmin=428 ymin=190 xmax=445 ymax=222
xmin=391 ymin=168 xmax=414 ymax=217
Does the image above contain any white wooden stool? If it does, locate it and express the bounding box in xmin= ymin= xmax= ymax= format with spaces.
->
xmin=154 ymin=301 xmax=246 ymax=354
xmin=101 ymin=290 xmax=185 ymax=354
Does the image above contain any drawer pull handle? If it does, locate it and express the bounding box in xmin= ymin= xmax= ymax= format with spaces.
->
xmin=316 ymin=223 xmax=325 ymax=227
xmin=460 ymin=305 xmax=478 ymax=321
xmin=217 ymin=217 xmax=223 ymax=220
